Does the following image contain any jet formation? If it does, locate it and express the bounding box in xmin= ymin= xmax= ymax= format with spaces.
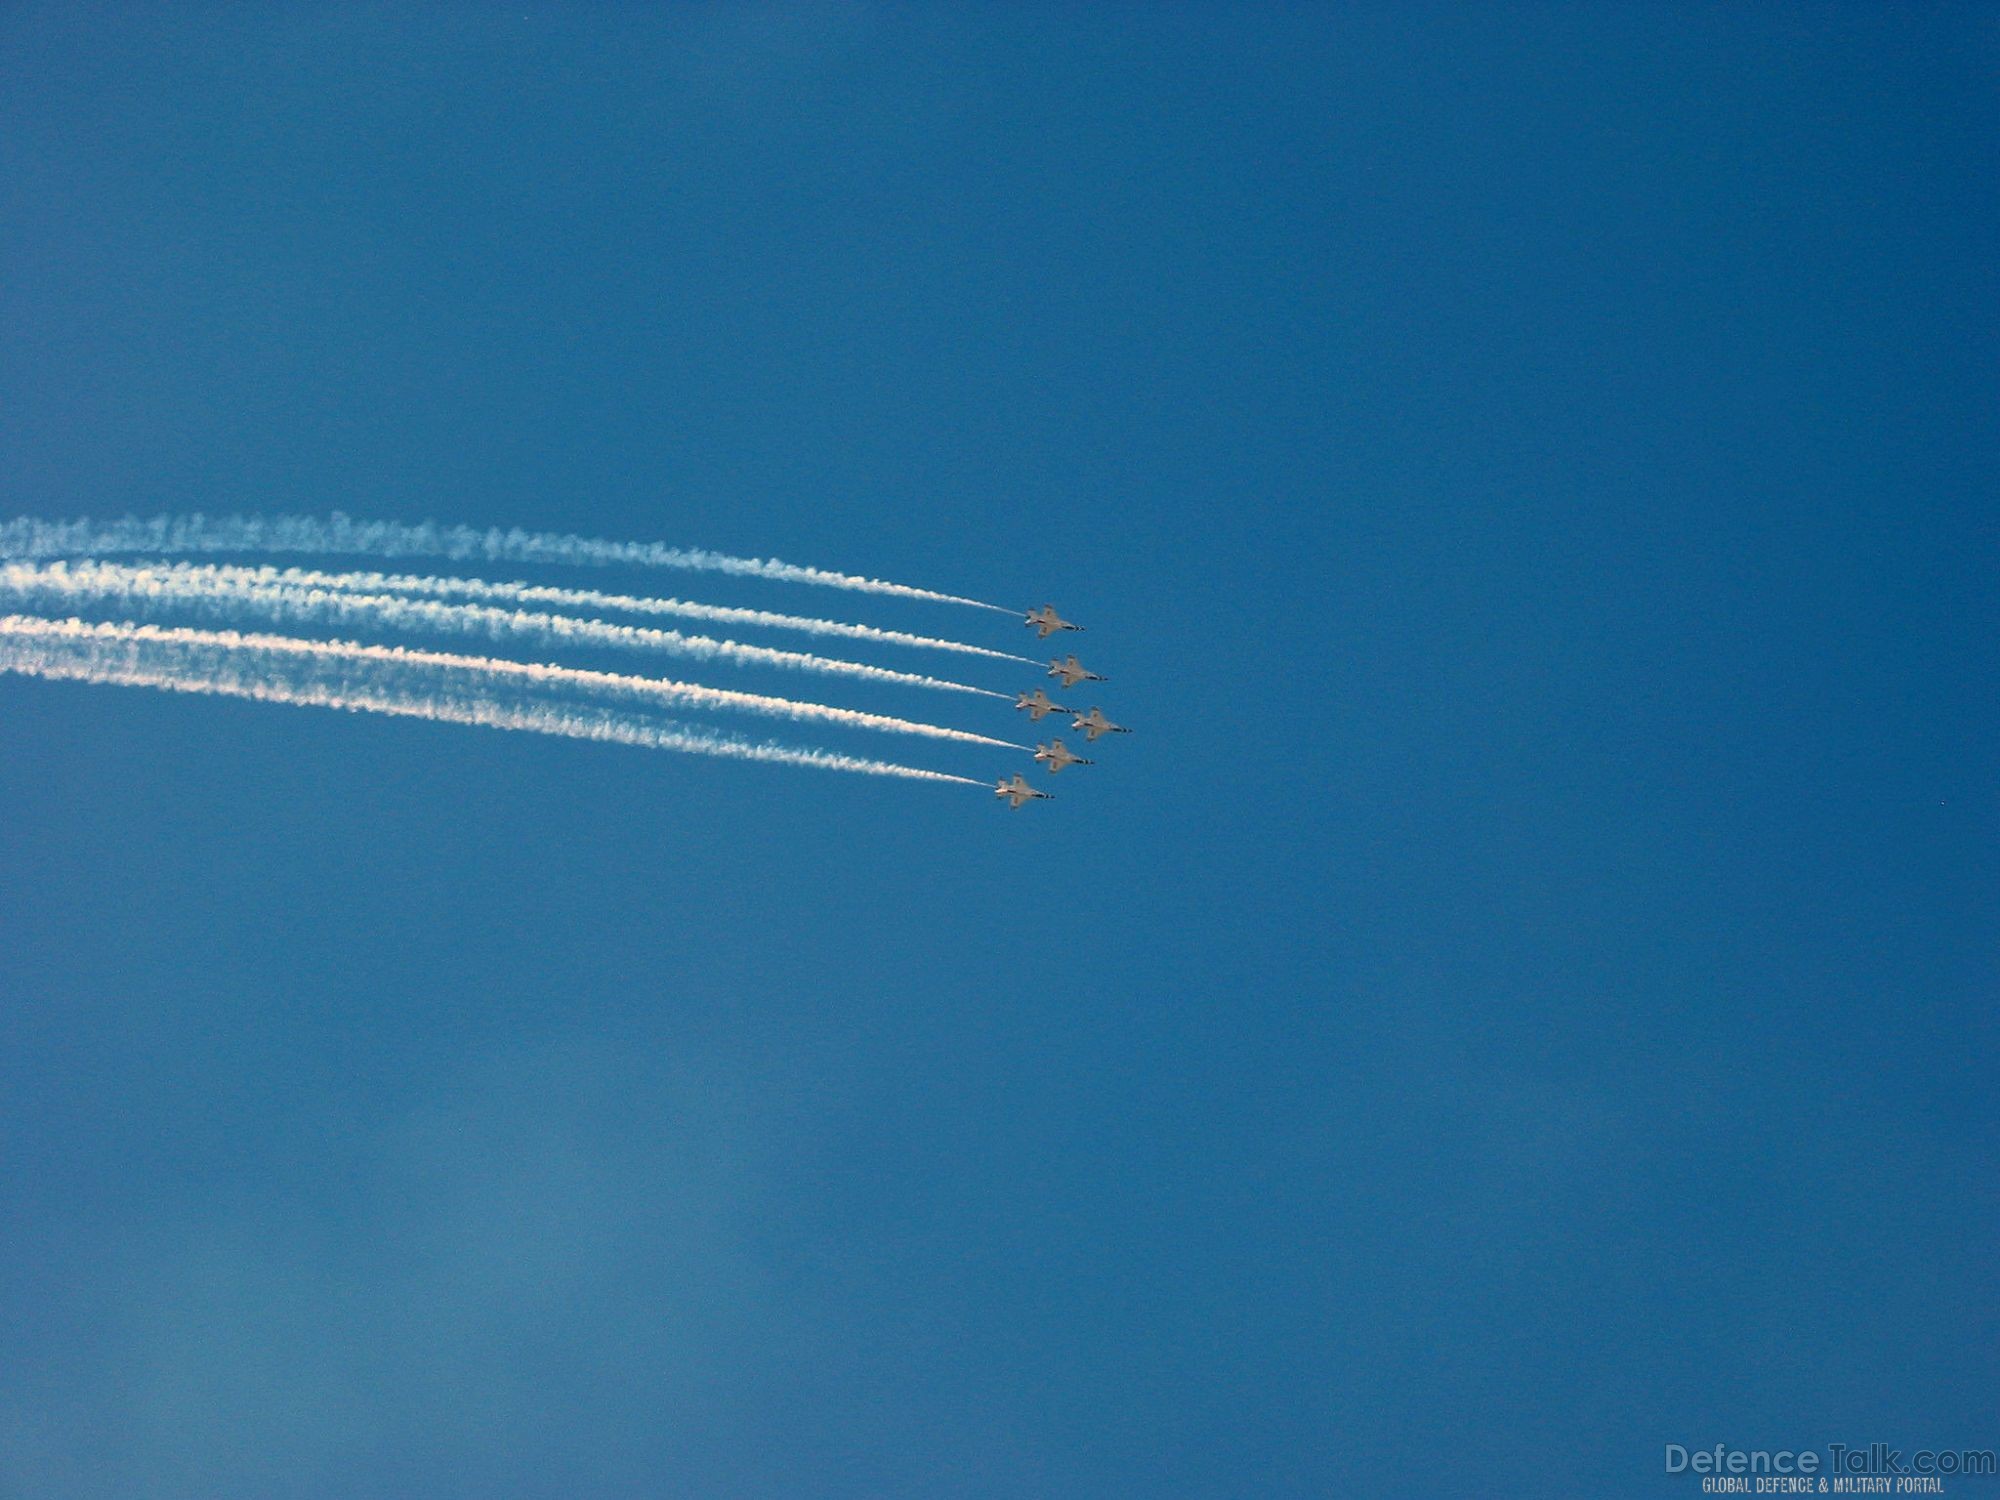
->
xmin=993 ymin=604 xmax=1127 ymax=808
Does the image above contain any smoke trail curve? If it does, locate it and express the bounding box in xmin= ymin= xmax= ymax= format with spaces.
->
xmin=0 ymin=616 xmax=988 ymax=784
xmin=0 ymin=612 xmax=1019 ymax=748
xmin=0 ymin=514 xmax=1016 ymax=612
xmin=0 ymin=561 xmax=1012 ymax=698
xmin=17 ymin=560 xmax=1037 ymax=663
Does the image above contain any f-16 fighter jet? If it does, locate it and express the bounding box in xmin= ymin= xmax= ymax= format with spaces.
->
xmin=1071 ymin=707 xmax=1130 ymax=742
xmin=1014 ymin=688 xmax=1072 ymax=720
xmin=1024 ymin=605 xmax=1082 ymax=638
xmin=994 ymin=773 xmax=1053 ymax=808
xmin=1033 ymin=739 xmax=1093 ymax=773
xmin=1047 ymin=654 xmax=1105 ymax=690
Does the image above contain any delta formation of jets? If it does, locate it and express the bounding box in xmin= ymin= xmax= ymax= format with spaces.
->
xmin=995 ymin=604 xmax=1128 ymax=809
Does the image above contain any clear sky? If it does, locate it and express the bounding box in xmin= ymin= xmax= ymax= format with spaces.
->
xmin=2 ymin=5 xmax=1994 ymax=1496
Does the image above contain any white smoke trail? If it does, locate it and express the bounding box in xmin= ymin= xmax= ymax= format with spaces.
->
xmin=0 ymin=560 xmax=1012 ymax=698
xmin=0 ymin=616 xmax=989 ymax=785
xmin=0 ymin=611 xmax=1020 ymax=748
xmin=25 ymin=559 xmax=1037 ymax=663
xmin=0 ymin=513 xmax=1018 ymax=612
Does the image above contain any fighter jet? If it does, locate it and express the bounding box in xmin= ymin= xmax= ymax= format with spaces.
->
xmin=1071 ymin=707 xmax=1130 ymax=742
xmin=994 ymin=773 xmax=1053 ymax=809
xmin=1014 ymin=688 xmax=1072 ymax=721
xmin=1047 ymin=654 xmax=1105 ymax=690
xmin=1033 ymin=739 xmax=1093 ymax=774
xmin=1024 ymin=605 xmax=1082 ymax=638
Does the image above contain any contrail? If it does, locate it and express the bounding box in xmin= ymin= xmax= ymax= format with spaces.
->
xmin=28 ymin=560 xmax=1038 ymax=664
xmin=0 ymin=612 xmax=1019 ymax=748
xmin=0 ymin=612 xmax=1024 ymax=752
xmin=0 ymin=513 xmax=1018 ymax=612
xmin=0 ymin=616 xmax=990 ymax=785
xmin=0 ymin=561 xmax=1013 ymax=699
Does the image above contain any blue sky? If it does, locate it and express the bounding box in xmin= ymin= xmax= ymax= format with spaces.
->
xmin=2 ymin=5 xmax=1994 ymax=1496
